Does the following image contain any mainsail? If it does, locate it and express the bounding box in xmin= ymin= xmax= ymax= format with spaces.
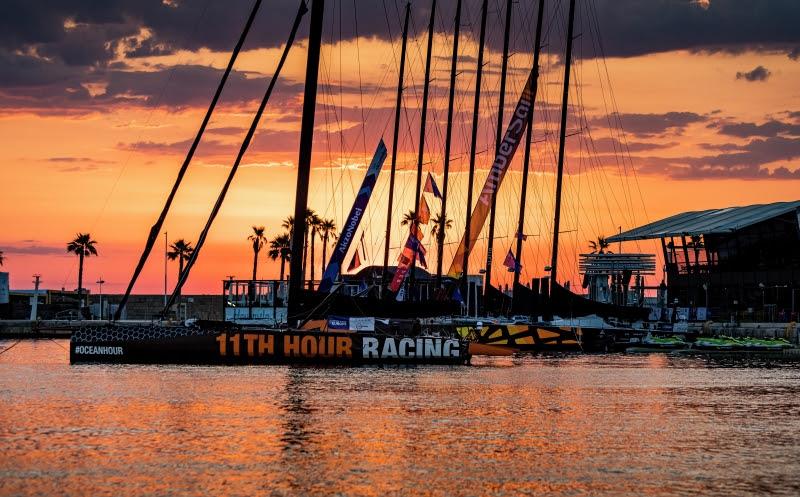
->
xmin=447 ymin=68 xmax=537 ymax=278
xmin=318 ymin=139 xmax=387 ymax=293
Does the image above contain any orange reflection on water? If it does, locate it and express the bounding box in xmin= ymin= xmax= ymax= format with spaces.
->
xmin=2 ymin=341 xmax=800 ymax=496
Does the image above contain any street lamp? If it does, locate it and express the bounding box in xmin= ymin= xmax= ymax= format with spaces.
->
xmin=96 ymin=277 xmax=105 ymax=320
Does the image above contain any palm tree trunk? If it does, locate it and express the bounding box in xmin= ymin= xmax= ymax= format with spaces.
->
xmin=302 ymin=230 xmax=309 ymax=284
xmin=309 ymin=229 xmax=316 ymax=290
xmin=280 ymin=257 xmax=286 ymax=281
xmin=177 ymin=257 xmax=184 ymax=301
xmin=252 ymin=248 xmax=259 ymax=281
xmin=77 ymin=252 xmax=84 ymax=311
xmin=321 ymin=234 xmax=328 ymax=273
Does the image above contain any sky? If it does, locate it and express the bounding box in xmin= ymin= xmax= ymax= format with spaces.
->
xmin=0 ymin=0 xmax=799 ymax=296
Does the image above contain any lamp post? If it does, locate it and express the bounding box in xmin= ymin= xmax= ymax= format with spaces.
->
xmin=31 ymin=274 xmax=41 ymax=321
xmin=96 ymin=278 xmax=105 ymax=320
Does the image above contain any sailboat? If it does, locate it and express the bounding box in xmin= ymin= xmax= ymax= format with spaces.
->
xmin=71 ymin=0 xmax=470 ymax=366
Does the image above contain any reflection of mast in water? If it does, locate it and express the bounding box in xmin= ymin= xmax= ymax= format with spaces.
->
xmin=279 ymin=368 xmax=319 ymax=453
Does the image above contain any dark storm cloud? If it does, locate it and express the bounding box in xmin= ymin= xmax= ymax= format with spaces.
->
xmin=735 ymin=65 xmax=771 ymax=82
xmin=3 ymin=0 xmax=800 ymax=67
xmin=718 ymin=119 xmax=800 ymax=138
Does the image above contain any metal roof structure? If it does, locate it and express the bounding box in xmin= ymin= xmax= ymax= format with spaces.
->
xmin=578 ymin=253 xmax=656 ymax=275
xmin=607 ymin=200 xmax=800 ymax=243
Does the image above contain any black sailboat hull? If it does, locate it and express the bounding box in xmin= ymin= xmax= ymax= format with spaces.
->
xmin=70 ymin=322 xmax=469 ymax=366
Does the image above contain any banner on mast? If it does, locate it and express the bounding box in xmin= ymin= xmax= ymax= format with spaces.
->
xmin=389 ymin=234 xmax=426 ymax=292
xmin=318 ymin=139 xmax=387 ymax=293
xmin=447 ymin=69 xmax=536 ymax=278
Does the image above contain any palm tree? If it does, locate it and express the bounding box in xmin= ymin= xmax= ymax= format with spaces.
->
xmin=268 ymin=233 xmax=292 ymax=281
xmin=431 ymin=212 xmax=452 ymax=243
xmin=66 ymin=233 xmax=98 ymax=311
xmin=281 ymin=216 xmax=294 ymax=237
xmin=431 ymin=212 xmax=452 ymax=268
xmin=400 ymin=210 xmax=417 ymax=227
xmin=307 ymin=211 xmax=321 ymax=288
xmin=248 ymin=225 xmax=267 ymax=280
xmin=167 ymin=239 xmax=194 ymax=300
xmin=689 ymin=234 xmax=703 ymax=269
xmin=317 ymin=218 xmax=338 ymax=274
xmin=282 ymin=209 xmax=317 ymax=282
xmin=588 ymin=236 xmax=611 ymax=254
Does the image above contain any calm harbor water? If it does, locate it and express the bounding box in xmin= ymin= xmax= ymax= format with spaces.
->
xmin=1 ymin=339 xmax=799 ymax=497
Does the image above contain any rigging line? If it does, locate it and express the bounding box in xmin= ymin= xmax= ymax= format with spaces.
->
xmin=113 ymin=0 xmax=258 ymax=319
xmin=0 ymin=340 xmax=22 ymax=357
xmin=161 ymin=1 xmax=308 ymax=316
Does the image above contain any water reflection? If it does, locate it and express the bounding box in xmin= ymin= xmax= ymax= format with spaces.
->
xmin=1 ymin=340 xmax=799 ymax=496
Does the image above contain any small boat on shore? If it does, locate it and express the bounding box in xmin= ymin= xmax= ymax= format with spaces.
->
xmin=642 ymin=334 xmax=687 ymax=349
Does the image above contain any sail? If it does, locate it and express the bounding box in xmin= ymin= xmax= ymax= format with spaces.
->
xmin=318 ymin=139 xmax=387 ymax=293
xmin=447 ymin=69 xmax=536 ymax=277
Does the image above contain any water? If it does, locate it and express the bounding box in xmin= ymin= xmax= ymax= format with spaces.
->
xmin=1 ymin=340 xmax=799 ymax=497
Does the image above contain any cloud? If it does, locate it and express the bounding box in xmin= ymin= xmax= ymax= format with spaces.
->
xmin=790 ymin=47 xmax=800 ymax=60
xmin=591 ymin=112 xmax=707 ymax=138
xmin=637 ymin=135 xmax=800 ymax=179
xmin=1 ymin=243 xmax=69 ymax=256
xmin=717 ymin=119 xmax=800 ymax=138
xmin=585 ymin=137 xmax=678 ymax=154
xmin=736 ymin=65 xmax=771 ymax=82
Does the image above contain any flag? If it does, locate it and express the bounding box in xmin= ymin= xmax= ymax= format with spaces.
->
xmin=358 ymin=280 xmax=369 ymax=293
xmin=447 ymin=69 xmax=537 ymax=277
xmin=503 ymin=249 xmax=520 ymax=272
xmin=418 ymin=196 xmax=431 ymax=225
xmin=396 ymin=286 xmax=406 ymax=302
xmin=347 ymin=251 xmax=361 ymax=272
xmin=318 ymin=140 xmax=387 ymax=292
xmin=424 ymin=172 xmax=442 ymax=199
xmin=452 ymin=287 xmax=464 ymax=304
xmin=389 ymin=234 xmax=426 ymax=292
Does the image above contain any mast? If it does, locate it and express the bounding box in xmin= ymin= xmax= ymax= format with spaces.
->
xmin=484 ymin=0 xmax=513 ymax=296
xmin=460 ymin=0 xmax=489 ymax=296
xmin=435 ymin=0 xmax=463 ymax=287
xmin=287 ymin=0 xmax=325 ymax=326
xmin=114 ymin=0 xmax=264 ymax=321
xmin=408 ymin=0 xmax=437 ymax=298
xmin=382 ymin=2 xmax=411 ymax=296
xmin=513 ymin=0 xmax=546 ymax=306
xmin=162 ymin=0 xmax=309 ymax=316
xmin=550 ymin=0 xmax=577 ymax=290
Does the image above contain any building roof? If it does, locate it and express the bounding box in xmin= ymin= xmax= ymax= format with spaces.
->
xmin=607 ymin=200 xmax=800 ymax=242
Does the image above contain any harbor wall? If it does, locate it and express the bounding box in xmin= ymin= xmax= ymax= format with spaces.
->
xmin=3 ymin=294 xmax=223 ymax=321
xmin=691 ymin=321 xmax=798 ymax=343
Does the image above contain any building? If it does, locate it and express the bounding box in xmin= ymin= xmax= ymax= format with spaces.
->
xmin=607 ymin=200 xmax=800 ymax=322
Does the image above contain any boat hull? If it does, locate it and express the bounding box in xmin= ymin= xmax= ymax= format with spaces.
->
xmin=70 ymin=323 xmax=469 ymax=366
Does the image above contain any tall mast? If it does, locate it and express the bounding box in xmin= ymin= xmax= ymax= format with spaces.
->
xmin=550 ymin=0 xmax=577 ymax=289
xmin=408 ymin=0 xmax=437 ymax=297
xmin=161 ymin=1 xmax=309 ymax=316
xmin=435 ymin=0 xmax=463 ymax=287
xmin=382 ymin=2 xmax=411 ymax=296
xmin=114 ymin=0 xmax=264 ymax=321
xmin=287 ymin=0 xmax=325 ymax=326
xmin=460 ymin=0 xmax=489 ymax=295
xmin=484 ymin=0 xmax=513 ymax=296
xmin=513 ymin=0 xmax=546 ymax=306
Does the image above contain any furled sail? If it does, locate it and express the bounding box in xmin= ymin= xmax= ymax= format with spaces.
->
xmin=447 ymin=69 xmax=536 ymax=278
xmin=318 ymin=139 xmax=387 ymax=293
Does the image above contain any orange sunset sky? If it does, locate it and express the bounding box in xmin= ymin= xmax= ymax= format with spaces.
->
xmin=1 ymin=0 xmax=799 ymax=295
